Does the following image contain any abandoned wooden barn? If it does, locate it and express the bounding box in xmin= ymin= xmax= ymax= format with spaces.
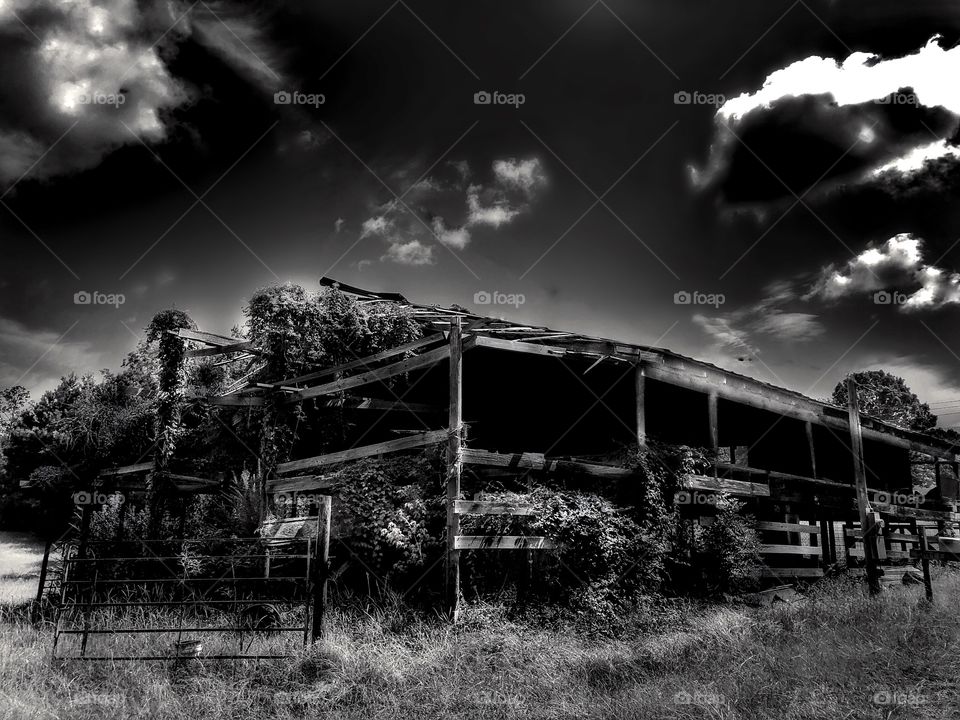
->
xmin=180 ymin=278 xmax=955 ymax=607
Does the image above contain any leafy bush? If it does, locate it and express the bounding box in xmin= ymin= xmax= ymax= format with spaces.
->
xmin=695 ymin=496 xmax=762 ymax=595
xmin=327 ymin=452 xmax=446 ymax=586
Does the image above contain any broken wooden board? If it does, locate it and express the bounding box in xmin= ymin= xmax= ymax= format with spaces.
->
xmin=454 ymin=535 xmax=556 ymax=550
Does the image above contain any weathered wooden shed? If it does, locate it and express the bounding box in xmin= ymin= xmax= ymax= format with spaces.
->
xmin=207 ymin=278 xmax=960 ymax=606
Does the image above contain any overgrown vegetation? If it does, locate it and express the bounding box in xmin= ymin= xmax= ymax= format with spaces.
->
xmin=3 ymin=567 xmax=960 ymax=719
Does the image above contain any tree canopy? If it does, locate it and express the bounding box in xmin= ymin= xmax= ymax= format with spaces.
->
xmin=831 ymin=370 xmax=937 ymax=432
xmin=0 ymin=283 xmax=420 ymax=532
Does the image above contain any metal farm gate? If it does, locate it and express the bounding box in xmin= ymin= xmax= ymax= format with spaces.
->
xmin=50 ymin=498 xmax=331 ymax=661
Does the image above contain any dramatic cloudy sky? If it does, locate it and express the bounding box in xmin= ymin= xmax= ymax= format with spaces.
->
xmin=4 ymin=0 xmax=960 ymax=425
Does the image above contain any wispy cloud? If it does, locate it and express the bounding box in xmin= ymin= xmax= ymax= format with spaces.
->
xmin=359 ymin=156 xmax=548 ymax=265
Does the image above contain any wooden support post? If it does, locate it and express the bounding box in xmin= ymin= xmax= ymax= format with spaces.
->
xmin=935 ymin=459 xmax=946 ymax=535
xmin=805 ymin=420 xmax=817 ymax=479
xmin=869 ymin=511 xmax=886 ymax=561
xmin=785 ymin=511 xmax=800 ymax=547
xmin=819 ymin=520 xmax=831 ymax=565
xmin=311 ymin=495 xmax=331 ymax=641
xmin=446 ymin=318 xmax=463 ymax=621
xmin=707 ymin=391 xmax=718 ymax=477
xmin=847 ymin=379 xmax=882 ymax=594
xmin=635 ymin=363 xmax=647 ymax=448
xmin=918 ymin=529 xmax=933 ymax=602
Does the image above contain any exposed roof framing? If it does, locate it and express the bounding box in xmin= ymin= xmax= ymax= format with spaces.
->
xmin=191 ymin=276 xmax=956 ymax=460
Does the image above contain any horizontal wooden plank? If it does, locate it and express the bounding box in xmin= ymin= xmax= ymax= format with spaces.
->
xmin=290 ymin=345 xmax=452 ymax=403
xmin=454 ymin=535 xmax=557 ymax=550
xmin=758 ymin=568 xmax=824 ymax=578
xmin=757 ymin=521 xmax=821 ymax=534
xmin=276 ymin=429 xmax=448 ymax=474
xmin=460 ymin=448 xmax=634 ymax=478
xmin=454 ymin=500 xmax=536 ymax=516
xmin=185 ymin=340 xmax=256 ymax=358
xmin=171 ymin=329 xmax=238 ymax=347
xmin=683 ymin=475 xmax=770 ymax=497
xmin=473 ymin=335 xmax=568 ymax=357
xmin=317 ymin=397 xmax=444 ymax=414
xmin=268 ymin=474 xmax=337 ymax=494
xmin=644 ymin=362 xmax=957 ymax=459
xmin=872 ymin=502 xmax=960 ymax=522
xmin=910 ymin=549 xmax=960 ymax=561
xmin=99 ymin=461 xmax=155 ymax=477
xmin=845 ymin=529 xmax=920 ymax=542
xmin=759 ymin=544 xmax=822 ymax=556
xmin=208 ymin=394 xmax=267 ymax=406
xmin=268 ymin=334 xmax=446 ymax=387
xmin=849 ymin=548 xmax=913 ymax=560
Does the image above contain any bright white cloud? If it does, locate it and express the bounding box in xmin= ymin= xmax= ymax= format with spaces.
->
xmin=466 ymin=185 xmax=521 ymax=228
xmin=806 ymin=233 xmax=960 ymax=310
xmin=430 ymin=217 xmax=470 ymax=250
xmin=697 ymin=36 xmax=960 ymax=194
xmin=360 ymin=216 xmax=393 ymax=239
xmin=381 ymin=239 xmax=434 ymax=266
xmin=719 ymin=36 xmax=960 ymax=122
xmin=493 ymin=157 xmax=547 ymax=195
xmin=870 ymin=140 xmax=960 ymax=178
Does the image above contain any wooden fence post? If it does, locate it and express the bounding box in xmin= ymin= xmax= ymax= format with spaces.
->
xmin=32 ymin=538 xmax=53 ymax=624
xmin=311 ymin=495 xmax=331 ymax=642
xmin=918 ymin=530 xmax=933 ymax=602
xmin=446 ymin=318 xmax=463 ymax=622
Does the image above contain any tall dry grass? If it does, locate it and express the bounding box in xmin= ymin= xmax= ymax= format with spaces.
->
xmin=1 ymin=569 xmax=959 ymax=719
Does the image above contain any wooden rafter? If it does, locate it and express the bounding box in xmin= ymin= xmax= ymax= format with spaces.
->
xmin=286 ymin=343 xmax=462 ymax=403
xmin=276 ymin=429 xmax=448 ymax=474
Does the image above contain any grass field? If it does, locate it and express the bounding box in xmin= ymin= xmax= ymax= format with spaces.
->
xmin=1 ymin=532 xmax=959 ymax=720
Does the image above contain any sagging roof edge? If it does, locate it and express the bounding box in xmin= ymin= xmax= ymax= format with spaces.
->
xmin=317 ymin=277 xmax=958 ymax=460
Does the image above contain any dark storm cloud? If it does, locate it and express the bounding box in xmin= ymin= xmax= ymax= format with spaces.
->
xmin=694 ymin=37 xmax=960 ymax=207
xmin=0 ymin=0 xmax=193 ymax=186
xmin=0 ymin=0 xmax=310 ymax=189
